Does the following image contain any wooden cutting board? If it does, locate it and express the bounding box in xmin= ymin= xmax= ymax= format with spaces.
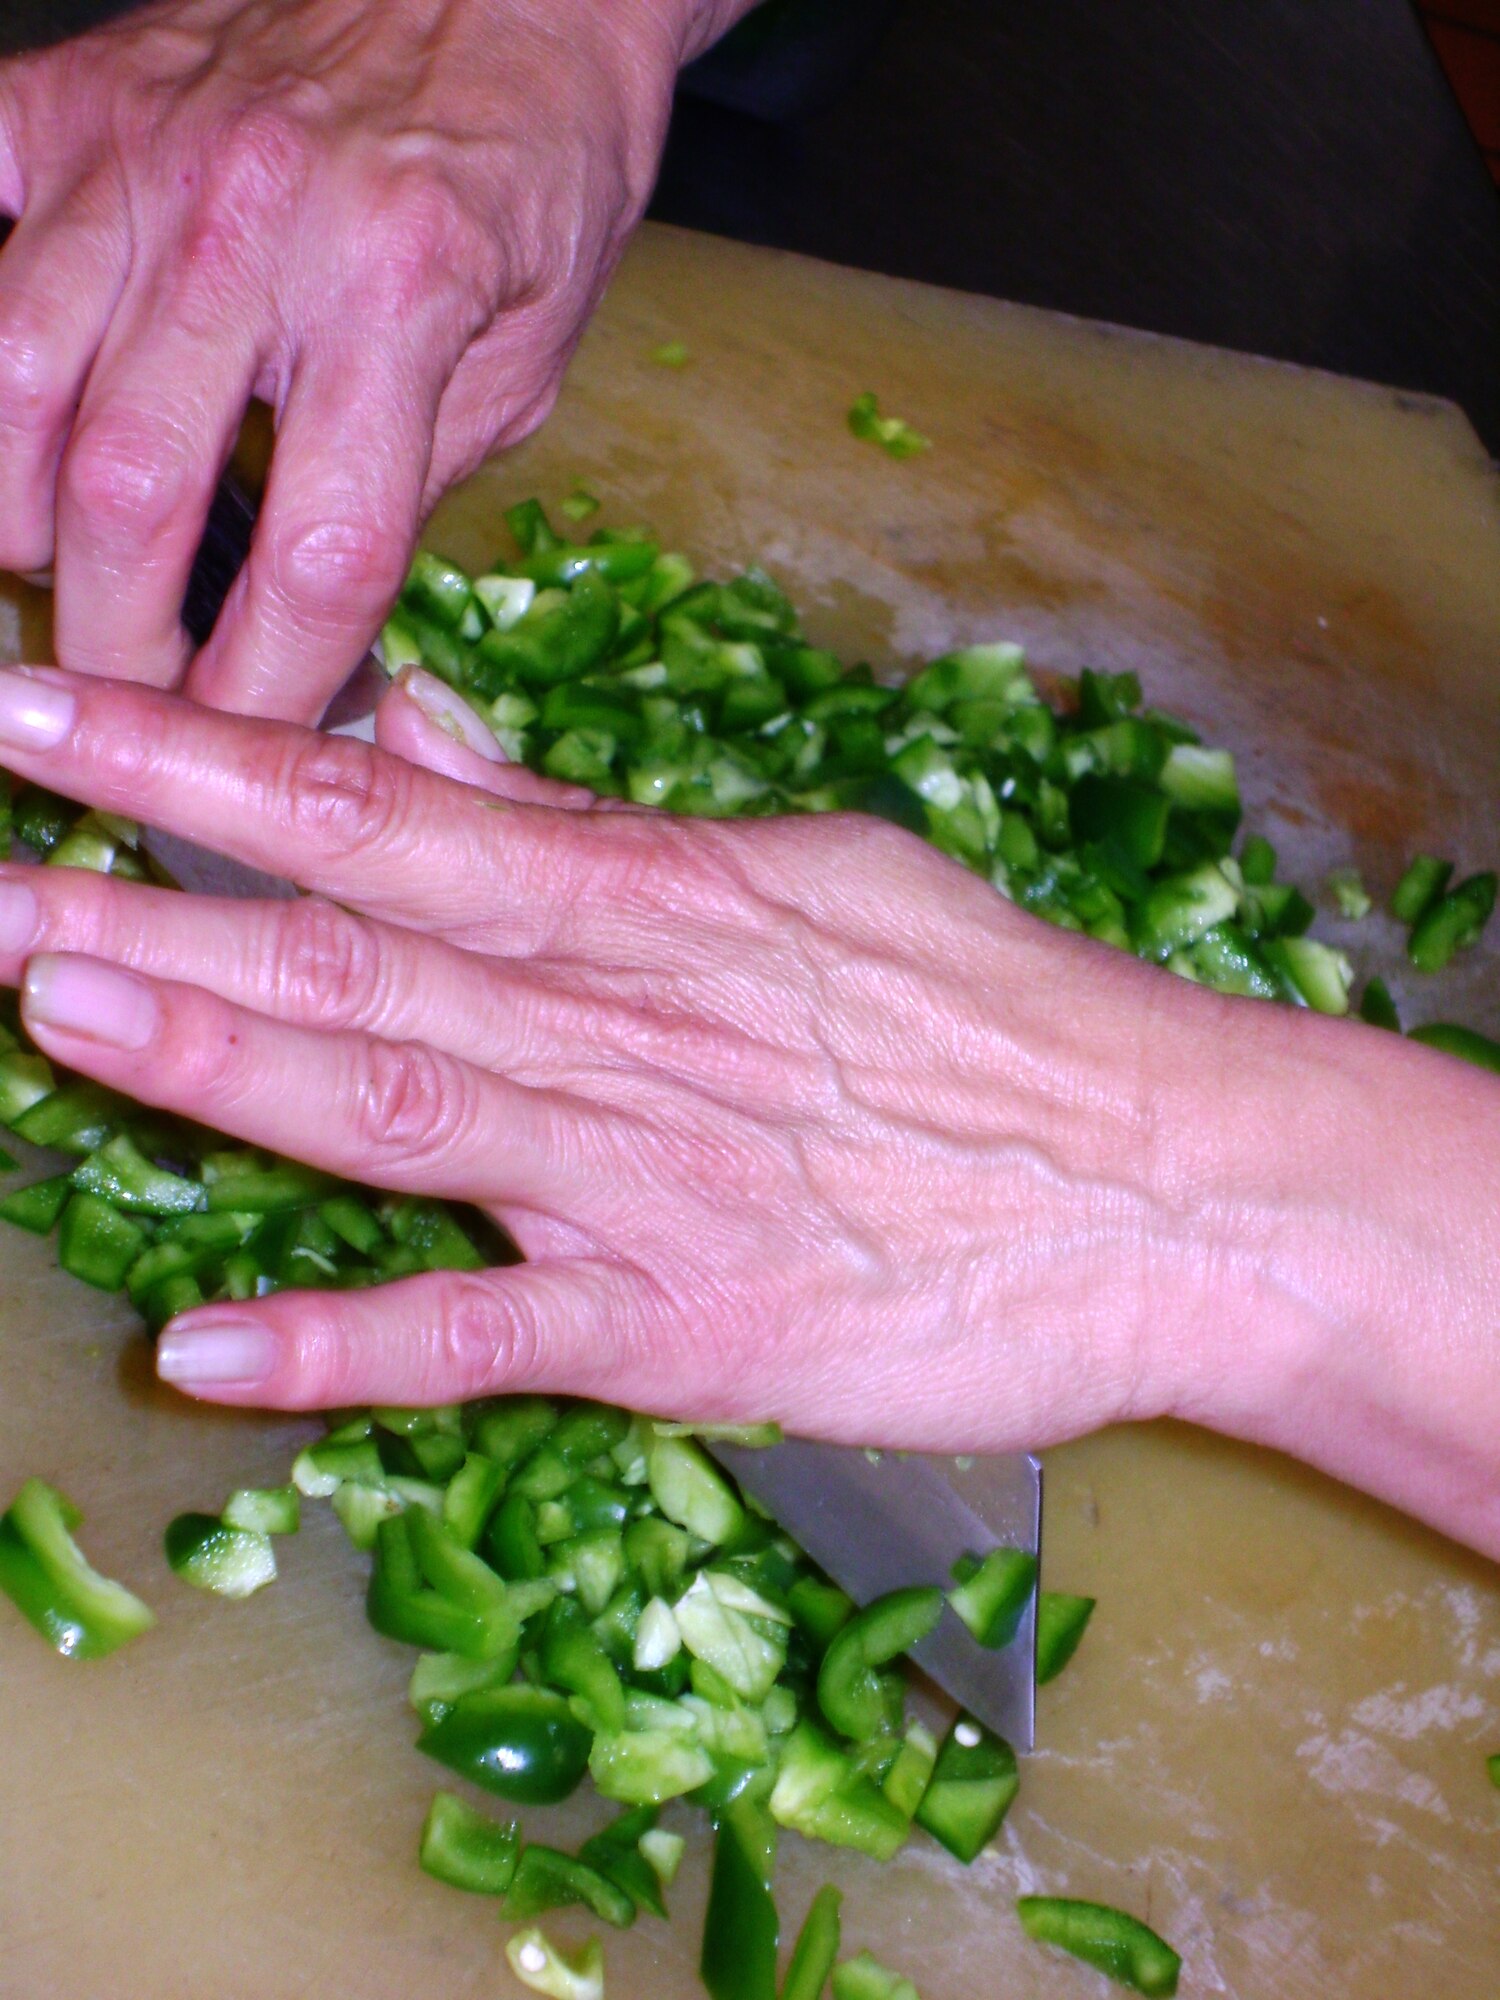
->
xmin=2 ymin=222 xmax=1498 ymax=2000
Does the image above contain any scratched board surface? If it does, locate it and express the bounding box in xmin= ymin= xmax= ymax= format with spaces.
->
xmin=2 ymin=225 xmax=1498 ymax=1998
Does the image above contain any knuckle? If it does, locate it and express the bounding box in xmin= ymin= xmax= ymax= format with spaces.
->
xmin=350 ymin=1038 xmax=475 ymax=1169
xmin=359 ymin=166 xmax=501 ymax=324
xmin=0 ymin=285 xmax=68 ymax=436
xmin=268 ymin=898 xmax=386 ymax=1028
xmin=64 ymin=404 xmax=194 ymax=542
xmin=272 ymin=735 xmax=415 ymax=863
xmin=200 ymin=100 xmax=315 ymax=231
xmin=270 ymin=508 xmax=408 ymax=622
xmin=429 ymin=1273 xmax=538 ymax=1397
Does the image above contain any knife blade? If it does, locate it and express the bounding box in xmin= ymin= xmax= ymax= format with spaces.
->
xmin=148 ymin=474 xmax=1046 ymax=1751
xmin=711 ymin=1437 xmax=1040 ymax=1749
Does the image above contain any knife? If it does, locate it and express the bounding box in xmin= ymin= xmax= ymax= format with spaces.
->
xmin=147 ymin=476 xmax=1045 ymax=1750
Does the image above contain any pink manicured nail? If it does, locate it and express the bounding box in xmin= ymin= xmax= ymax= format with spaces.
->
xmin=399 ymin=666 xmax=506 ymax=762
xmin=22 ymin=954 xmax=159 ymax=1050
xmin=0 ymin=667 xmax=75 ymax=751
xmin=157 ymin=1319 xmax=277 ymax=1390
xmin=0 ymin=879 xmax=38 ymax=954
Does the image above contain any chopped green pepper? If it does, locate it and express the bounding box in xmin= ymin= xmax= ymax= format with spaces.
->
xmin=0 ymin=1477 xmax=155 ymax=1658
xmin=817 ymin=1586 xmax=942 ymax=1742
xmin=914 ymin=1716 xmax=1017 ymax=1863
xmin=701 ymin=1797 xmax=779 ymax=2000
xmin=417 ymin=1685 xmax=591 ymax=1804
xmin=947 ymin=1547 xmax=1036 ymax=1650
xmin=1035 ymin=1592 xmax=1096 ymax=1685
xmin=1016 ymin=1895 xmax=1181 ymax=1997
xmin=780 ymin=1884 xmax=842 ymax=2000
xmin=418 ymin=1789 xmax=520 ymax=1894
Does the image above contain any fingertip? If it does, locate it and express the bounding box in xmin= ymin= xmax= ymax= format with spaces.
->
xmin=377 ymin=667 xmax=596 ymax=809
xmin=388 ymin=663 xmax=507 ymax=763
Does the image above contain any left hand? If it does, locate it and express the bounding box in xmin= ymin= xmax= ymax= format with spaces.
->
xmin=0 ymin=659 xmax=1204 ymax=1451
xmin=3 ymin=661 xmax=1499 ymax=1567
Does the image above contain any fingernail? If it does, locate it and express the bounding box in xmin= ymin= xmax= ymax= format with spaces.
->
xmin=399 ymin=666 xmax=506 ymax=762
xmin=0 ymin=878 xmax=38 ymax=954
xmin=0 ymin=666 xmax=75 ymax=751
xmin=157 ymin=1318 xmax=278 ymax=1390
xmin=22 ymin=953 xmax=159 ymax=1050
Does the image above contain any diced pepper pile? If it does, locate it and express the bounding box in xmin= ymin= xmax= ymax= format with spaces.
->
xmin=2 ymin=494 xmax=1497 ymax=2000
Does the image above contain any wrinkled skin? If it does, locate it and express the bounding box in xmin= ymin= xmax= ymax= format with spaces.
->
xmin=0 ymin=662 xmax=1498 ymax=1556
xmin=0 ymin=0 xmax=748 ymax=717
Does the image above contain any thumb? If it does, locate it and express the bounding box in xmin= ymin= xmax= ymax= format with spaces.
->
xmin=376 ymin=665 xmax=601 ymax=810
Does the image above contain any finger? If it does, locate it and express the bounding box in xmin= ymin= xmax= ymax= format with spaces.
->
xmin=376 ymin=665 xmax=597 ymax=809
xmin=152 ymin=1259 xmax=664 ymax=1411
xmin=0 ymin=176 xmax=129 ymax=577
xmin=52 ymin=251 xmax=259 ymax=686
xmin=19 ymin=951 xmax=612 ymax=1209
xmin=186 ymin=333 xmax=443 ymax=723
xmin=0 ymin=665 xmax=600 ymax=948
xmin=0 ymin=863 xmax=614 ymax=1076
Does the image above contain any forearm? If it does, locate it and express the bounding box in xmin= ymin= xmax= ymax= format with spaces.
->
xmin=1161 ymin=999 xmax=1500 ymax=1556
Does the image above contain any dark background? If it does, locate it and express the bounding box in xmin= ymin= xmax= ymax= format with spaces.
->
xmin=6 ymin=0 xmax=1499 ymax=455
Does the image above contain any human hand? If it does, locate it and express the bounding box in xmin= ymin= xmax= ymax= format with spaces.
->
xmin=0 ymin=0 xmax=746 ymax=721
xmin=1 ymin=661 xmax=1498 ymax=1557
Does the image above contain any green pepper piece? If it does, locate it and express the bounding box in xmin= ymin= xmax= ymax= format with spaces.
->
xmin=780 ymin=1884 xmax=842 ymax=2000
xmin=578 ymin=1805 xmax=668 ymax=1921
xmin=1016 ymin=1896 xmax=1181 ymax=1997
xmin=367 ymin=1513 xmax=517 ymax=1660
xmin=0 ymin=1048 xmax=55 ymax=1125
xmin=1409 ymin=1022 xmax=1500 ymax=1074
xmin=71 ymin=1133 xmax=204 ymax=1216
xmin=505 ymin=1929 xmax=604 ymax=2000
xmin=787 ymin=1576 xmax=854 ymax=1654
xmin=947 ymin=1547 xmax=1036 ymax=1650
xmin=768 ymin=1721 xmax=909 ymax=1862
xmin=418 ymin=1685 xmax=591 ymax=1804
xmin=11 ymin=1079 xmax=120 ymax=1152
xmin=914 ymin=1716 xmax=1018 ymax=1863
xmin=164 ymin=1512 xmax=277 ymax=1598
xmin=503 ymin=1843 xmax=636 ymax=1928
xmin=1035 ymin=1592 xmax=1096 ymax=1685
xmin=1487 ymin=1752 xmax=1500 ymax=1789
xmin=1358 ymin=976 xmax=1401 ymax=1032
xmin=816 ymin=1585 xmax=942 ymax=1742
xmin=1391 ymin=853 xmax=1453 ymax=925
xmin=0 ymin=1477 xmax=155 ymax=1658
xmin=57 ymin=1191 xmax=148 ymax=1291
xmin=588 ymin=1725 xmax=715 ymax=1806
xmin=1237 ymin=833 xmax=1277 ymax=885
xmin=880 ymin=1720 xmax=938 ymax=1819
xmin=1407 ymin=872 xmax=1496 ymax=973
xmin=648 ymin=1434 xmax=745 ymax=1546
xmin=0 ymin=1171 xmax=74 ymax=1234
xmin=221 ymin=1486 xmax=300 ymax=1536
xmin=539 ymin=1596 xmax=627 ymax=1733
xmin=701 ymin=1796 xmax=779 ymax=2000
xmin=473 ymin=569 xmax=620 ymax=694
xmin=505 ymin=498 xmax=562 ymax=557
xmin=829 ymin=1952 xmax=918 ymax=2000
xmin=417 ymin=1788 xmax=519 ymax=1895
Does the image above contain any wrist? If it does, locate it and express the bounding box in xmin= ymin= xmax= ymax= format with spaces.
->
xmin=1160 ymin=999 xmax=1500 ymax=1552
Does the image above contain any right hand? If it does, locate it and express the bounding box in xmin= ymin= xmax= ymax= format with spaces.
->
xmin=0 ymin=0 xmax=747 ymax=721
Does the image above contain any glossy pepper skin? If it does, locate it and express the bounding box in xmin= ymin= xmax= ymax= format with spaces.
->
xmin=914 ymin=1716 xmax=1018 ymax=1864
xmin=701 ymin=1798 xmax=779 ymax=2000
xmin=816 ymin=1586 xmax=943 ymax=1742
xmin=0 ymin=1478 xmax=155 ymax=1659
xmin=417 ymin=1685 xmax=592 ymax=1805
xmin=1017 ymin=1895 xmax=1181 ymax=1997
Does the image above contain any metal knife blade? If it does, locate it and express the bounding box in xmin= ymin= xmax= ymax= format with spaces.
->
xmin=157 ymin=475 xmax=1046 ymax=1751
xmin=712 ymin=1436 xmax=1040 ymax=1749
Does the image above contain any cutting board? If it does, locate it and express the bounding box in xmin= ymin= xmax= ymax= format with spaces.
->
xmin=2 ymin=223 xmax=1498 ymax=2000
